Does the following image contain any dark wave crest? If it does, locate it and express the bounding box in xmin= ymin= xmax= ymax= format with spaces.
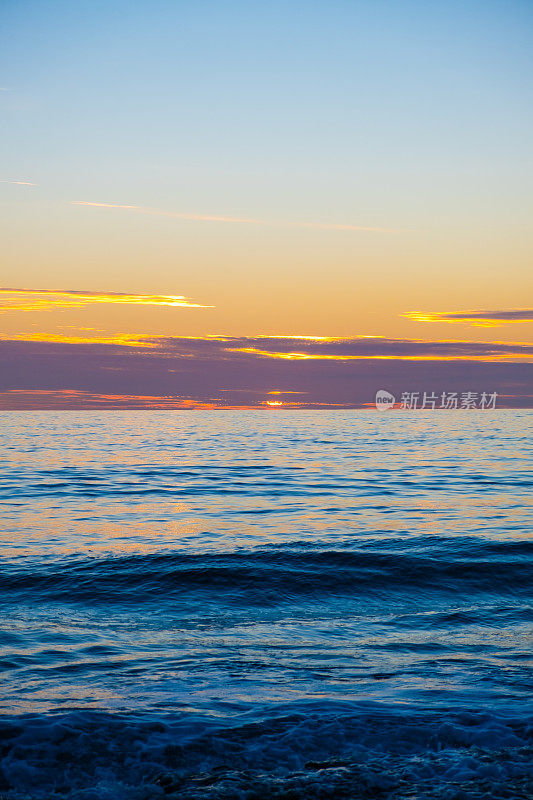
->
xmin=2 ymin=540 xmax=532 ymax=607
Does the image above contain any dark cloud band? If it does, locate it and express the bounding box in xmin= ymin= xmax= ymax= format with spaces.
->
xmin=0 ymin=336 xmax=531 ymax=409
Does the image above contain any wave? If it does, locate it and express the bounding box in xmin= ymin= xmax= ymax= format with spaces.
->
xmin=0 ymin=702 xmax=531 ymax=799
xmin=1 ymin=541 xmax=531 ymax=607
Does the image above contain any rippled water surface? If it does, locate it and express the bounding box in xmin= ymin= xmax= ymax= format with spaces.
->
xmin=0 ymin=411 xmax=531 ymax=798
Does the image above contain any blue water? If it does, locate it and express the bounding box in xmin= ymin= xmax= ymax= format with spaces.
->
xmin=0 ymin=411 xmax=531 ymax=799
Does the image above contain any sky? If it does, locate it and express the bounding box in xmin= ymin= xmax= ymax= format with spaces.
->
xmin=1 ymin=0 xmax=532 ymax=408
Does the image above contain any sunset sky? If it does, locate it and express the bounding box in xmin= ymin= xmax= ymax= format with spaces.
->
xmin=1 ymin=0 xmax=532 ymax=408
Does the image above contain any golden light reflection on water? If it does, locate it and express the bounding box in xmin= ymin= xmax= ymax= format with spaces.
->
xmin=1 ymin=410 xmax=530 ymax=565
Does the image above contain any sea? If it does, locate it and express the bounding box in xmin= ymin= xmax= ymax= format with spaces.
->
xmin=0 ymin=410 xmax=531 ymax=799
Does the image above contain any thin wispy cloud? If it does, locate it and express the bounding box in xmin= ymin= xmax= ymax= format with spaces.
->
xmin=0 ymin=288 xmax=212 ymax=313
xmin=72 ymin=201 xmax=396 ymax=233
xmin=403 ymin=309 xmax=533 ymax=327
xmin=1 ymin=180 xmax=36 ymax=186
xmin=72 ymin=201 xmax=260 ymax=225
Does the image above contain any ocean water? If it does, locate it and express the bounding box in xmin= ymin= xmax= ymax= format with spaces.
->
xmin=0 ymin=410 xmax=531 ymax=799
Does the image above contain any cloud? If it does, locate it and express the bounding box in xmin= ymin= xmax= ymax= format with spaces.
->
xmin=0 ymin=390 xmax=220 ymax=410
xmin=403 ymin=309 xmax=533 ymax=327
xmin=214 ymin=335 xmax=533 ymax=362
xmin=72 ymin=201 xmax=261 ymax=225
xmin=1 ymin=332 xmax=160 ymax=347
xmin=72 ymin=201 xmax=395 ymax=233
xmin=1 ymin=332 xmax=532 ymax=361
xmin=0 ymin=180 xmax=36 ymax=186
xmin=0 ymin=334 xmax=531 ymax=409
xmin=0 ymin=288 xmax=213 ymax=313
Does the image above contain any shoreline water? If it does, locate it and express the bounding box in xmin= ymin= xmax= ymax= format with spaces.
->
xmin=1 ymin=411 xmax=531 ymax=798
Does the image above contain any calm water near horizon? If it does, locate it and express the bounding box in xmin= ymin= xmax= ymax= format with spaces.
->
xmin=0 ymin=411 xmax=531 ymax=798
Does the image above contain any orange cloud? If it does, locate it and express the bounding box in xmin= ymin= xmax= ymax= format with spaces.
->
xmin=225 ymin=344 xmax=533 ymax=363
xmin=403 ymin=309 xmax=533 ymax=327
xmin=0 ymin=390 xmax=220 ymax=410
xmin=0 ymin=288 xmax=212 ymax=313
xmin=0 ymin=332 xmax=160 ymax=347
